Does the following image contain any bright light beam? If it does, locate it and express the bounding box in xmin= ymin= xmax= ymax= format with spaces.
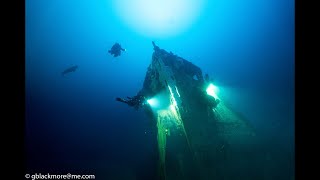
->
xmin=206 ymin=83 xmax=219 ymax=99
xmin=147 ymin=98 xmax=159 ymax=107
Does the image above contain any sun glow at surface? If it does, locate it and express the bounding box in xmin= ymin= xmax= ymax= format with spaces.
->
xmin=113 ymin=0 xmax=206 ymax=38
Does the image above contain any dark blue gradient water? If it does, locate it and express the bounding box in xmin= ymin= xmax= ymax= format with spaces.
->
xmin=26 ymin=0 xmax=294 ymax=179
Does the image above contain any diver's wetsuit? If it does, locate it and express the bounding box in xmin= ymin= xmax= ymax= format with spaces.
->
xmin=116 ymin=95 xmax=146 ymax=109
xmin=108 ymin=43 xmax=125 ymax=57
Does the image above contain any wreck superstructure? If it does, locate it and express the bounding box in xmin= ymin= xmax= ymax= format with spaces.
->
xmin=122 ymin=43 xmax=262 ymax=180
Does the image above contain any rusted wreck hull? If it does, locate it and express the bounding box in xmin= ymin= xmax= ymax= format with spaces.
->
xmin=136 ymin=44 xmax=262 ymax=180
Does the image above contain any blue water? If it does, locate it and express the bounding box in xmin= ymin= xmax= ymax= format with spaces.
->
xmin=26 ymin=0 xmax=294 ymax=179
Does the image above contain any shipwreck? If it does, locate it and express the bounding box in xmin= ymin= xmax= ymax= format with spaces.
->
xmin=116 ymin=42 xmax=262 ymax=180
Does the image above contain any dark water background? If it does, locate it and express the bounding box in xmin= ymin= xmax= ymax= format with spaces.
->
xmin=26 ymin=0 xmax=294 ymax=179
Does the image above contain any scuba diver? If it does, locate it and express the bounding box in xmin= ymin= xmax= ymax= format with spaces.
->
xmin=205 ymin=73 xmax=210 ymax=82
xmin=62 ymin=65 xmax=78 ymax=76
xmin=108 ymin=43 xmax=126 ymax=57
xmin=116 ymin=94 xmax=147 ymax=110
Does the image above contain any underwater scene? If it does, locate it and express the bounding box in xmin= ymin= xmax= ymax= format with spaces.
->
xmin=26 ymin=0 xmax=294 ymax=179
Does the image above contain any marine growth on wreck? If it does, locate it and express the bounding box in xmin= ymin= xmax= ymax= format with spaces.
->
xmin=117 ymin=42 xmax=260 ymax=180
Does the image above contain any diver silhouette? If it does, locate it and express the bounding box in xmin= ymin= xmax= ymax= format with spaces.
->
xmin=108 ymin=43 xmax=126 ymax=57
